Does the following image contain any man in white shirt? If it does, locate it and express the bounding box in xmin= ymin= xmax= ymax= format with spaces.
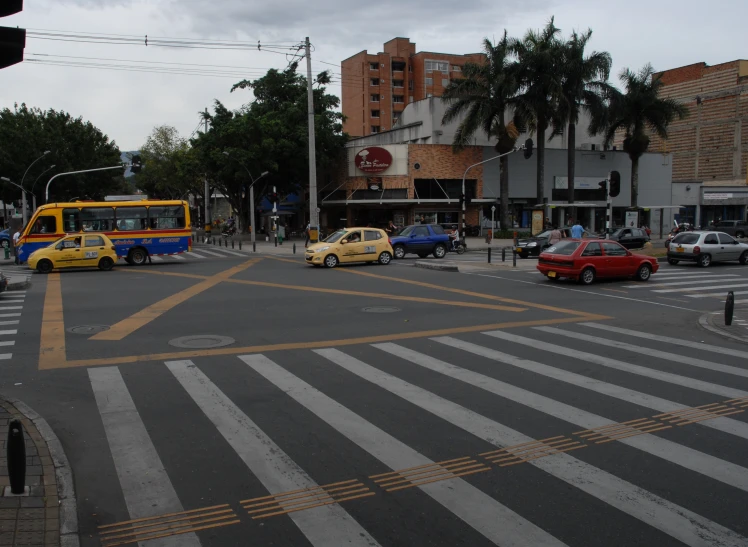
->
xmin=12 ymin=230 xmax=21 ymax=264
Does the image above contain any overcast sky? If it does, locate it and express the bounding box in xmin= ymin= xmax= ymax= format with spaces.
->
xmin=2 ymin=0 xmax=746 ymax=151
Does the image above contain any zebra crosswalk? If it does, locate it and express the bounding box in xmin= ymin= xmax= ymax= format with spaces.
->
xmin=145 ymin=247 xmax=250 ymax=262
xmin=0 ymin=290 xmax=23 ymax=360
xmin=85 ymin=322 xmax=748 ymax=547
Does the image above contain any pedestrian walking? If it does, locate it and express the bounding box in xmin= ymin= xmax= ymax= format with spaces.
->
xmin=571 ymin=221 xmax=584 ymax=239
xmin=304 ymin=221 xmax=311 ymax=247
xmin=12 ymin=229 xmax=20 ymax=264
xmin=548 ymin=227 xmax=563 ymax=245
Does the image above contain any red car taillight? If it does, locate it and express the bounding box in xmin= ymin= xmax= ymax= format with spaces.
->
xmin=693 ymin=245 xmax=701 ymax=254
xmin=388 ymin=238 xmax=392 ymax=245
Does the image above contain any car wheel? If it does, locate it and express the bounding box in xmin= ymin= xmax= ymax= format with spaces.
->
xmin=740 ymin=251 xmax=748 ymax=265
xmin=37 ymin=260 xmax=53 ymax=274
xmin=417 ymin=253 xmax=429 ymax=258
xmin=579 ymin=267 xmax=596 ymax=285
xmin=433 ymin=244 xmax=447 ymax=258
xmin=698 ymin=254 xmax=712 ymax=268
xmin=635 ymin=263 xmax=652 ymax=281
xmin=324 ymin=254 xmax=339 ymax=268
xmin=393 ymin=245 xmax=406 ymax=259
xmin=378 ymin=251 xmax=392 ymax=265
xmin=129 ymin=247 xmax=148 ymax=266
xmin=667 ymin=258 xmax=679 ymax=265
xmin=98 ymin=257 xmax=114 ymax=271
xmin=0 ymin=240 xmax=7 ymax=249
xmin=737 ymin=231 xmax=745 ymax=239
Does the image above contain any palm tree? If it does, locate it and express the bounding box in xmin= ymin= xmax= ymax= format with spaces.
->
xmin=510 ymin=17 xmax=564 ymax=218
xmin=442 ymin=32 xmax=518 ymax=230
xmin=556 ymin=29 xmax=612 ymax=223
xmin=601 ymin=64 xmax=688 ymax=208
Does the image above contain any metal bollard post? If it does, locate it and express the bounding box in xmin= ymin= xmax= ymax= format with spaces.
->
xmin=487 ymin=247 xmax=491 ymax=263
xmin=293 ymin=243 xmax=296 ymax=254
xmin=513 ymin=249 xmax=516 ymax=267
xmin=253 ymin=242 xmax=256 ymax=253
xmin=218 ymin=238 xmax=222 ymax=247
xmin=7 ymin=419 xmax=26 ymax=495
xmin=502 ymin=248 xmax=506 ymax=262
xmin=239 ymin=241 xmax=242 ymax=250
xmin=726 ymin=291 xmax=735 ymax=326
xmin=232 ymin=239 xmax=235 ymax=249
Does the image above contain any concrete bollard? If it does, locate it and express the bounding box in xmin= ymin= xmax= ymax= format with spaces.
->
xmin=7 ymin=419 xmax=26 ymax=495
xmin=218 ymin=238 xmax=222 ymax=247
xmin=239 ymin=241 xmax=242 ymax=250
xmin=726 ymin=291 xmax=735 ymax=326
xmin=513 ymin=249 xmax=517 ymax=267
xmin=487 ymin=248 xmax=491 ymax=264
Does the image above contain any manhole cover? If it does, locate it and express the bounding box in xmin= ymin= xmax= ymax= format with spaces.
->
xmin=168 ymin=335 xmax=235 ymax=349
xmin=362 ymin=307 xmax=401 ymax=313
xmin=67 ymin=325 xmax=110 ymax=335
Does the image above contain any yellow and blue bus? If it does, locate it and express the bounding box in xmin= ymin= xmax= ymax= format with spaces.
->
xmin=17 ymin=200 xmax=191 ymax=265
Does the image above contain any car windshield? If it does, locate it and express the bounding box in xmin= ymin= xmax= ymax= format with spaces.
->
xmin=673 ymin=233 xmax=700 ymax=244
xmin=536 ymin=230 xmax=552 ymax=238
xmin=545 ymin=241 xmax=582 ymax=255
xmin=399 ymin=226 xmax=415 ymax=237
xmin=47 ymin=237 xmax=66 ymax=249
xmin=324 ymin=230 xmax=348 ymax=244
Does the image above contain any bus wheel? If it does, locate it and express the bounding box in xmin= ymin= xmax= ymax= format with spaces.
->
xmin=129 ymin=248 xmax=148 ymax=266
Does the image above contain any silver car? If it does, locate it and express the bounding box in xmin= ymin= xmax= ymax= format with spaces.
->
xmin=667 ymin=231 xmax=748 ymax=267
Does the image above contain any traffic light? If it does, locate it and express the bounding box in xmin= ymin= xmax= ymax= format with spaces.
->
xmin=598 ymin=180 xmax=607 ymax=199
xmin=609 ymin=170 xmax=621 ymax=197
xmin=523 ymin=138 xmax=534 ymax=159
xmin=0 ymin=0 xmax=25 ymax=70
xmin=270 ymin=191 xmax=279 ymax=204
xmin=130 ymin=155 xmax=143 ymax=173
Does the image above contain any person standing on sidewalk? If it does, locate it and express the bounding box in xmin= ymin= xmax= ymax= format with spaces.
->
xmin=304 ymin=221 xmax=311 ymax=248
xmin=12 ymin=229 xmax=20 ymax=264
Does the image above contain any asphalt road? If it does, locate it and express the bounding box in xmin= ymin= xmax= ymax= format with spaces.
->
xmin=5 ymin=249 xmax=748 ymax=547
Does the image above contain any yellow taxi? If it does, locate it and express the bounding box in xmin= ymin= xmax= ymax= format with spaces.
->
xmin=305 ymin=227 xmax=393 ymax=268
xmin=28 ymin=233 xmax=119 ymax=274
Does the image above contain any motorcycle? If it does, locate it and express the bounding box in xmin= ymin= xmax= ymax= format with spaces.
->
xmin=448 ymin=234 xmax=466 ymax=254
xmin=222 ymin=224 xmax=237 ymax=238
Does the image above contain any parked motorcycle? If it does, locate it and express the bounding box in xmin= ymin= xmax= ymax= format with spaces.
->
xmin=222 ymin=225 xmax=237 ymax=238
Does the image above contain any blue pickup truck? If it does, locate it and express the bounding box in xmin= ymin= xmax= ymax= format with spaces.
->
xmin=390 ymin=224 xmax=451 ymax=259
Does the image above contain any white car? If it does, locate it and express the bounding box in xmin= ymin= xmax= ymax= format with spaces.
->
xmin=667 ymin=231 xmax=748 ymax=267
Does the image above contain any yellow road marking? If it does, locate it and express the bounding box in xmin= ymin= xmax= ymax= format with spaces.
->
xmin=123 ymin=267 xmax=527 ymax=312
xmin=39 ymin=273 xmax=66 ymax=370
xmin=332 ymin=266 xmax=593 ymax=317
xmin=49 ymin=315 xmax=607 ymax=369
xmin=600 ymin=288 xmax=628 ymax=294
xmin=91 ymin=259 xmax=261 ymax=341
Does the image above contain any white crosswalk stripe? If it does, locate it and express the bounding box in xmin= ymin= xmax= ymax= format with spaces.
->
xmin=654 ymin=282 xmax=748 ymax=293
xmin=191 ymin=248 xmax=225 ymax=257
xmin=626 ymin=276 xmax=742 ymax=288
xmin=687 ymin=289 xmax=748 ymax=298
xmin=185 ymin=251 xmax=206 ymax=259
xmin=242 ymin=353 xmax=566 ymax=547
xmin=167 ymin=359 xmax=379 ymax=547
xmin=149 ymin=255 xmax=164 ymax=262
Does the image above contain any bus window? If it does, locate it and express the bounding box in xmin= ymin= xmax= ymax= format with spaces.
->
xmin=149 ymin=206 xmax=185 ymax=229
xmin=115 ymin=207 xmax=147 ymax=231
xmin=62 ymin=208 xmax=80 ymax=232
xmin=31 ymin=216 xmax=57 ymax=234
xmin=81 ymin=207 xmax=115 ymax=231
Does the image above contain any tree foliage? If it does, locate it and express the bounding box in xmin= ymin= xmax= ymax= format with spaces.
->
xmin=0 ymin=103 xmax=124 ymax=207
xmin=135 ymin=125 xmax=202 ymax=200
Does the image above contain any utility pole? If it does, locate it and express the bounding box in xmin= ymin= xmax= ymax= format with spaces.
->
xmin=203 ymin=109 xmax=210 ymax=234
xmin=305 ymin=37 xmax=319 ymax=242
xmin=606 ymin=172 xmax=612 ymax=238
xmin=272 ymin=185 xmax=278 ymax=247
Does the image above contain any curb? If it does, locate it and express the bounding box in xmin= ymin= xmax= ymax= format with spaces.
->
xmin=414 ymin=261 xmax=459 ymax=272
xmin=0 ymin=395 xmax=79 ymax=547
xmin=698 ymin=313 xmax=748 ymax=344
xmin=7 ymin=279 xmax=30 ymax=291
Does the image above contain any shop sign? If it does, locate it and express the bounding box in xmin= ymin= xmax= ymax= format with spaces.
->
xmin=703 ymin=193 xmax=733 ymax=200
xmin=355 ymin=147 xmax=392 ymax=174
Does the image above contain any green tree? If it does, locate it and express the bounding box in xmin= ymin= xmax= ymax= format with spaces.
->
xmin=442 ymin=33 xmax=519 ymax=230
xmin=600 ymin=64 xmax=688 ymax=208
xmin=135 ymin=125 xmax=201 ymax=200
xmin=0 ymin=104 xmax=123 ymax=208
xmin=511 ymin=17 xmax=564 ymax=212
xmin=556 ymin=29 xmax=612 ymax=221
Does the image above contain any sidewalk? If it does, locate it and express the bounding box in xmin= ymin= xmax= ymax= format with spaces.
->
xmin=699 ymin=309 xmax=748 ymax=344
xmin=0 ymin=397 xmax=77 ymax=547
xmin=0 ymin=262 xmax=31 ymax=291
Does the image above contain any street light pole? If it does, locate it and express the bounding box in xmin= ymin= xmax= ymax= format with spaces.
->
xmin=460 ymin=146 xmax=521 ymax=242
xmin=222 ymin=151 xmax=268 ymax=246
xmin=45 ymin=166 xmax=124 ymax=204
xmin=0 ymin=177 xmax=29 ymax=227
xmin=31 ymin=165 xmax=56 ymax=213
xmin=19 ymin=151 xmax=51 ymax=224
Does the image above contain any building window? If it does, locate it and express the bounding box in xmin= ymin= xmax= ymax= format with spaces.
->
xmin=452 ymin=65 xmax=461 ymax=72
xmin=409 ymin=96 xmax=414 ymax=103
xmin=425 ymin=77 xmax=433 ymax=85
xmin=370 ymin=94 xmax=379 ymax=102
xmin=441 ymin=78 xmax=449 ymax=87
xmin=393 ymin=79 xmax=404 ymax=88
xmin=393 ymin=112 xmax=402 ymax=125
xmin=369 ymin=62 xmax=379 ymax=70
xmin=427 ymin=93 xmax=433 ymax=98
xmin=370 ymin=78 xmax=379 ymax=86
xmin=392 ymin=61 xmax=406 ymax=72
xmin=371 ymin=110 xmax=380 ymax=118
xmin=408 ymin=79 xmax=414 ymax=91
xmin=371 ymin=126 xmax=380 ymax=134
xmin=393 ymin=95 xmax=404 ymax=103
xmin=425 ymin=60 xmax=449 ymax=73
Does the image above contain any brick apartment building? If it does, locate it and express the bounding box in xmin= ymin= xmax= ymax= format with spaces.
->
xmin=341 ymin=38 xmax=484 ymax=138
xmin=651 ymin=60 xmax=748 ymax=225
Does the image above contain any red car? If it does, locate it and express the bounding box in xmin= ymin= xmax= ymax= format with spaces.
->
xmin=537 ymin=239 xmax=659 ymax=285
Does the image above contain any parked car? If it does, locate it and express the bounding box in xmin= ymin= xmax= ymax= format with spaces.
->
xmin=0 ymin=229 xmax=10 ymax=249
xmin=390 ymin=224 xmax=451 ymax=259
xmin=711 ymin=220 xmax=748 ymax=238
xmin=537 ymin=239 xmax=659 ymax=284
xmin=667 ymin=231 xmax=748 ymax=267
xmin=607 ymin=227 xmax=650 ymax=249
xmin=515 ymin=227 xmax=591 ymax=258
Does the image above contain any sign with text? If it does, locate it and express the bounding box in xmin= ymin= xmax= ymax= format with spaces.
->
xmin=355 ymin=147 xmax=392 ymax=174
xmin=625 ymin=210 xmax=638 ymax=228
